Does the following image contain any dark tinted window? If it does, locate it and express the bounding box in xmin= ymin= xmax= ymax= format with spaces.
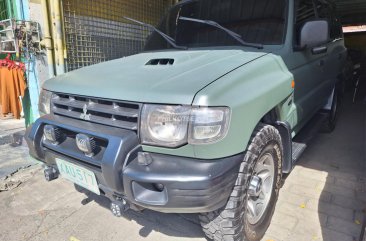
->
xmin=317 ymin=2 xmax=343 ymax=40
xmin=295 ymin=0 xmax=342 ymax=44
xmin=331 ymin=19 xmax=343 ymax=39
xmin=295 ymin=0 xmax=316 ymax=45
xmin=145 ymin=0 xmax=287 ymax=50
xmin=296 ymin=0 xmax=316 ymax=24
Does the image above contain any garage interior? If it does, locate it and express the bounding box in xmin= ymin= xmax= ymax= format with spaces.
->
xmin=336 ymin=0 xmax=366 ymax=95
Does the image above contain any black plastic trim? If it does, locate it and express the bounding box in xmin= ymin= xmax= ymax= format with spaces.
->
xmin=123 ymin=152 xmax=244 ymax=213
xmin=26 ymin=115 xmax=244 ymax=213
xmin=26 ymin=115 xmax=139 ymax=193
xmin=276 ymin=121 xmax=293 ymax=173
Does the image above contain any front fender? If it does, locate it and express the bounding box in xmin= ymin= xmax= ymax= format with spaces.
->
xmin=192 ymin=54 xmax=294 ymax=159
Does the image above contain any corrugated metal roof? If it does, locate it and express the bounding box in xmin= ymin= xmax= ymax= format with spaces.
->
xmin=333 ymin=0 xmax=366 ymax=24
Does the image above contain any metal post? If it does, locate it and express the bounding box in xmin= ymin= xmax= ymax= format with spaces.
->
xmin=41 ymin=0 xmax=55 ymax=78
xmin=51 ymin=0 xmax=65 ymax=75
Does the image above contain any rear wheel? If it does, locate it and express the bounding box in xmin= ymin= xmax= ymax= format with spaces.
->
xmin=322 ymin=88 xmax=341 ymax=133
xmin=199 ymin=124 xmax=283 ymax=241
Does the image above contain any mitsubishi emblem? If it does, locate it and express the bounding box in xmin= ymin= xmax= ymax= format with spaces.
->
xmin=80 ymin=104 xmax=91 ymax=121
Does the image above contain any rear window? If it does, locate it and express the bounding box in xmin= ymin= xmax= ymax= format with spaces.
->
xmin=145 ymin=0 xmax=288 ymax=50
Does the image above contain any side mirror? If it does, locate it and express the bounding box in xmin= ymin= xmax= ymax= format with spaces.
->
xmin=299 ymin=20 xmax=330 ymax=49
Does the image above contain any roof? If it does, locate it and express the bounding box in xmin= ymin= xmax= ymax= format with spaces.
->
xmin=333 ymin=0 xmax=366 ymax=25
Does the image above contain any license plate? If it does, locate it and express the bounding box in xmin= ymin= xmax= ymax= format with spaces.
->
xmin=56 ymin=158 xmax=100 ymax=195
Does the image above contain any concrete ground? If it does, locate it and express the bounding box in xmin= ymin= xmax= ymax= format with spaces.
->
xmin=0 ymin=142 xmax=38 ymax=179
xmin=0 ymin=118 xmax=36 ymax=180
xmin=262 ymin=97 xmax=366 ymax=241
xmin=0 ymin=97 xmax=365 ymax=241
xmin=0 ymin=118 xmax=26 ymax=145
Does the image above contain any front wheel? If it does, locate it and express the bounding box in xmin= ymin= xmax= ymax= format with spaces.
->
xmin=199 ymin=124 xmax=283 ymax=241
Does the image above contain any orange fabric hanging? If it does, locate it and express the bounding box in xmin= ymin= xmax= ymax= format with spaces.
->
xmin=0 ymin=65 xmax=27 ymax=119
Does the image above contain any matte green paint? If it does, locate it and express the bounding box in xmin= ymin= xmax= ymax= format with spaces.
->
xmin=279 ymin=0 xmax=347 ymax=135
xmin=145 ymin=54 xmax=294 ymax=159
xmin=44 ymin=50 xmax=294 ymax=159
xmin=43 ymin=50 xmax=267 ymax=105
xmin=192 ymin=54 xmax=294 ymax=158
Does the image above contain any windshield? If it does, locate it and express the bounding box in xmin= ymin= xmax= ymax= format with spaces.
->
xmin=145 ymin=0 xmax=288 ymax=51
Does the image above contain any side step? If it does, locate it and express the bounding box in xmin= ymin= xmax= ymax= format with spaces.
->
xmin=291 ymin=113 xmax=328 ymax=163
xmin=292 ymin=142 xmax=307 ymax=163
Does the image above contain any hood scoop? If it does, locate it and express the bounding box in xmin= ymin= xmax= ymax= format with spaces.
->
xmin=146 ymin=58 xmax=175 ymax=66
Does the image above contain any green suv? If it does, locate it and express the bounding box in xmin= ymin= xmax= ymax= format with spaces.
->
xmin=26 ymin=0 xmax=346 ymax=240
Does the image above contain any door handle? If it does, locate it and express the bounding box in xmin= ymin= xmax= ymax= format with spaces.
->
xmin=312 ymin=46 xmax=328 ymax=55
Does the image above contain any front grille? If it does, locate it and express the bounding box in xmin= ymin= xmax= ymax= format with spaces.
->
xmin=51 ymin=93 xmax=140 ymax=131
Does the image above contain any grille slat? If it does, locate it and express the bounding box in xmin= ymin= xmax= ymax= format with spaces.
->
xmin=52 ymin=93 xmax=140 ymax=131
xmin=53 ymin=98 xmax=139 ymax=118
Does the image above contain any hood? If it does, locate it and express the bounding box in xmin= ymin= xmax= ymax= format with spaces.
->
xmin=44 ymin=50 xmax=267 ymax=105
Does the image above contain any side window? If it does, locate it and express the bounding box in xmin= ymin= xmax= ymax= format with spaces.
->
xmin=295 ymin=0 xmax=316 ymax=45
xmin=294 ymin=0 xmax=342 ymax=47
xmin=330 ymin=15 xmax=343 ymax=40
xmin=296 ymin=0 xmax=316 ymax=25
xmin=331 ymin=18 xmax=343 ymax=40
xmin=317 ymin=2 xmax=343 ymax=40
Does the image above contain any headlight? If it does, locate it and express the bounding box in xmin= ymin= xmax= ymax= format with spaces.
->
xmin=141 ymin=105 xmax=191 ymax=147
xmin=38 ymin=89 xmax=52 ymax=116
xmin=140 ymin=105 xmax=230 ymax=147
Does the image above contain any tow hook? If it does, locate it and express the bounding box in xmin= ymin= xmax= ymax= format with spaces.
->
xmin=110 ymin=198 xmax=130 ymax=217
xmin=44 ymin=167 xmax=59 ymax=182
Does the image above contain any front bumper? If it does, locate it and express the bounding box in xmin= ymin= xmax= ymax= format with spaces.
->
xmin=26 ymin=115 xmax=243 ymax=213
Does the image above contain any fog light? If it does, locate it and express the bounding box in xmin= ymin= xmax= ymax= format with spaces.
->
xmin=76 ymin=133 xmax=96 ymax=157
xmin=154 ymin=183 xmax=165 ymax=192
xmin=43 ymin=125 xmax=63 ymax=144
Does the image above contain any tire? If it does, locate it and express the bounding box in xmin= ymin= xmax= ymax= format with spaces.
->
xmin=322 ymin=88 xmax=341 ymax=133
xmin=199 ymin=124 xmax=283 ymax=241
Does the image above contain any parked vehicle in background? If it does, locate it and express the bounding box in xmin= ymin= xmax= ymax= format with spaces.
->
xmin=26 ymin=0 xmax=346 ymax=240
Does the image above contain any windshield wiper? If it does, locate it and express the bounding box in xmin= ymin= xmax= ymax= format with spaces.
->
xmin=124 ymin=17 xmax=187 ymax=50
xmin=179 ymin=16 xmax=263 ymax=49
